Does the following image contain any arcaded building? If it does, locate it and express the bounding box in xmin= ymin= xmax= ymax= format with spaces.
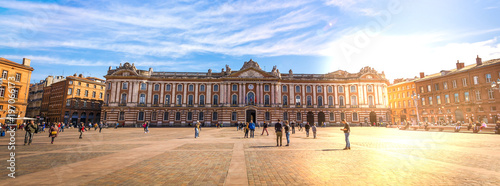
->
xmin=101 ymin=60 xmax=390 ymax=126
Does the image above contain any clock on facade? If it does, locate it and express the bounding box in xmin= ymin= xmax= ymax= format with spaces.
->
xmin=248 ymin=84 xmax=254 ymax=89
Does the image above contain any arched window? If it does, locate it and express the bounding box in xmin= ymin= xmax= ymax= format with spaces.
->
xmin=317 ymin=96 xmax=323 ymax=106
xmin=139 ymin=94 xmax=146 ymax=104
xmin=328 ymin=86 xmax=333 ymax=93
xmin=199 ymin=112 xmax=204 ymax=121
xmin=165 ymin=84 xmax=171 ymax=91
xmin=154 ymin=84 xmax=160 ymax=91
xmin=351 ymin=96 xmax=357 ymax=105
xmin=350 ymin=85 xmax=356 ymax=92
xmin=283 ymin=95 xmax=288 ymax=106
xmin=177 ymin=84 xmax=183 ymax=91
xmin=213 ymin=84 xmax=219 ymax=92
xmin=368 ymin=95 xmax=374 ymax=106
xmin=232 ymin=94 xmax=238 ymax=105
xmin=188 ymin=95 xmax=194 ymax=105
xmin=328 ymin=96 xmax=333 ymax=106
xmin=339 ymin=96 xmax=344 ymax=106
xmin=213 ymin=95 xmax=219 ymax=105
xmin=213 ymin=112 xmax=218 ymax=120
xmin=175 ymin=112 xmax=181 ymax=121
xmin=264 ymin=95 xmax=270 ymax=105
xmin=307 ymin=96 xmax=312 ymax=106
xmin=165 ymin=95 xmax=170 ymax=105
xmin=367 ymin=85 xmax=373 ymax=92
xmin=295 ymin=96 xmax=301 ymax=106
xmin=140 ymin=83 xmax=147 ymax=90
xmin=120 ymin=93 xmax=127 ymax=104
xmin=188 ymin=84 xmax=194 ymax=91
xmin=200 ymin=85 xmax=205 ymax=91
xmin=199 ymin=95 xmax=205 ymax=105
xmin=153 ymin=95 xmax=159 ymax=105
xmin=247 ymin=92 xmax=255 ymax=105
xmin=176 ymin=95 xmax=182 ymax=105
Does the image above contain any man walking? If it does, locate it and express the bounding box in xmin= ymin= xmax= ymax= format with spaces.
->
xmin=261 ymin=122 xmax=269 ymax=136
xmin=340 ymin=119 xmax=351 ymax=150
xmin=249 ymin=120 xmax=256 ymax=138
xmin=275 ymin=119 xmax=283 ymax=146
xmin=305 ymin=122 xmax=311 ymax=137
xmin=24 ymin=121 xmax=37 ymax=145
xmin=99 ymin=122 xmax=103 ymax=133
xmin=312 ymin=123 xmax=317 ymax=139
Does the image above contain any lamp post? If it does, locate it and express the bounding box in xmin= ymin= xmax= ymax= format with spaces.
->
xmin=411 ymin=93 xmax=420 ymax=126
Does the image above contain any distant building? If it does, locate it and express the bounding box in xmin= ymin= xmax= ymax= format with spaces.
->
xmin=101 ymin=60 xmax=391 ymax=126
xmin=26 ymin=76 xmax=63 ymax=119
xmin=0 ymin=57 xmax=34 ymax=125
xmin=415 ymin=56 xmax=500 ymax=124
xmin=40 ymin=74 xmax=105 ymax=124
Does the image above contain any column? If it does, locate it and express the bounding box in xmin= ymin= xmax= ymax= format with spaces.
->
xmin=271 ymin=83 xmax=275 ymax=105
xmin=207 ymin=83 xmax=212 ymax=104
xmin=227 ymin=83 xmax=231 ymax=105
xmin=276 ymin=83 xmax=281 ymax=105
xmin=147 ymin=83 xmax=153 ymax=104
xmin=132 ymin=81 xmax=139 ymax=103
xmin=242 ymin=83 xmax=246 ymax=105
xmin=324 ymin=85 xmax=327 ymax=106
xmin=239 ymin=84 xmax=243 ymax=104
xmin=359 ymin=84 xmax=364 ymax=104
xmin=375 ymin=84 xmax=379 ymax=105
xmin=221 ymin=83 xmax=225 ymax=104
xmin=346 ymin=85 xmax=350 ymax=105
xmin=183 ymin=83 xmax=187 ymax=104
xmin=334 ymin=85 xmax=338 ymax=105
xmin=114 ymin=81 xmax=119 ymax=102
xmin=194 ymin=83 xmax=198 ymax=104
xmin=172 ymin=83 xmax=176 ymax=105
xmin=290 ymin=84 xmax=295 ymax=105
xmin=160 ymin=83 xmax=164 ymax=104
xmin=313 ymin=84 xmax=317 ymax=105
xmin=302 ymin=84 xmax=305 ymax=105
xmin=363 ymin=84 xmax=367 ymax=105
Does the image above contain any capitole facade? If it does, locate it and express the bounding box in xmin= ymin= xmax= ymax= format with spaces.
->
xmin=101 ymin=60 xmax=391 ymax=126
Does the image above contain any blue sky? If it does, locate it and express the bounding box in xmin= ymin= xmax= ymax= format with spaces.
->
xmin=1 ymin=0 xmax=500 ymax=83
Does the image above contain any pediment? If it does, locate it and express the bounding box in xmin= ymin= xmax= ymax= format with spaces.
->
xmin=230 ymin=68 xmax=273 ymax=78
xmin=111 ymin=69 xmax=139 ymax=76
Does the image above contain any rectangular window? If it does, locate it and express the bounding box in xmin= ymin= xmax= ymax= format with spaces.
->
xmin=122 ymin=82 xmax=128 ymax=89
xmin=473 ymin=76 xmax=479 ymax=85
xmin=452 ymin=80 xmax=457 ymax=88
xmin=232 ymin=84 xmax=238 ymax=91
xmin=187 ymin=112 xmax=192 ymax=121
xmin=265 ymin=112 xmax=270 ymax=121
xmin=454 ymin=93 xmax=459 ymax=102
xmin=306 ymin=86 xmax=311 ymax=93
xmin=488 ymin=89 xmax=494 ymax=99
xmin=189 ymin=85 xmax=194 ymax=91
xmin=264 ymin=85 xmax=270 ymax=92
xmin=436 ymin=96 xmax=441 ymax=104
xmin=177 ymin=84 xmax=183 ymax=91
xmin=166 ymin=84 xmax=171 ymax=91
xmin=420 ymin=87 xmax=424 ymax=93
xmin=213 ymin=112 xmax=218 ymax=121
xmin=486 ymin=74 xmax=491 ymax=83
xmin=92 ymin=91 xmax=96 ymax=98
xmin=464 ymin=92 xmax=469 ymax=102
xmin=462 ymin=78 xmax=467 ymax=87
xmin=152 ymin=112 xmax=157 ymax=121
xmin=68 ymin=88 xmax=72 ymax=95
xmin=15 ymin=73 xmax=21 ymax=82
xmin=282 ymin=85 xmax=288 ymax=92
xmin=0 ymin=86 xmax=5 ymax=97
xmin=66 ymin=99 xmax=71 ymax=106
xmin=427 ymin=85 xmax=431 ymax=92
xmin=428 ymin=97 xmax=432 ymax=105
xmin=76 ymin=89 xmax=80 ymax=96
xmin=350 ymin=86 xmax=356 ymax=92
xmin=445 ymin=94 xmax=450 ymax=103
xmin=476 ymin=91 xmax=481 ymax=100
xmin=119 ymin=112 xmax=125 ymax=121
xmin=138 ymin=112 xmax=144 ymax=121
xmin=443 ymin=82 xmax=448 ymax=89
xmin=297 ymin=112 xmax=301 ymax=121
xmin=421 ymin=98 xmax=425 ymax=106
xmin=140 ymin=83 xmax=146 ymax=90
xmin=328 ymin=86 xmax=333 ymax=93
xmin=434 ymin=84 xmax=439 ymax=91
xmin=353 ymin=112 xmax=358 ymax=121
xmin=2 ymin=70 xmax=7 ymax=79
xmin=317 ymin=86 xmax=322 ymax=93
xmin=232 ymin=112 xmax=237 ymax=121
xmin=295 ymin=86 xmax=300 ymax=93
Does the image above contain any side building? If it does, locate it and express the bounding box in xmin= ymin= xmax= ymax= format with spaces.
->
xmin=26 ymin=76 xmax=56 ymax=119
xmin=388 ymin=77 xmax=419 ymax=125
xmin=40 ymin=74 xmax=106 ymax=124
xmin=0 ymin=57 xmax=34 ymax=125
xmin=415 ymin=56 xmax=500 ymax=124
xmin=101 ymin=60 xmax=391 ymax=126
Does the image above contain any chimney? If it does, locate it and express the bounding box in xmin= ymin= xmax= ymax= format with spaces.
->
xmin=476 ymin=55 xmax=482 ymax=66
xmin=456 ymin=60 xmax=465 ymax=70
xmin=419 ymin=72 xmax=425 ymax=78
xmin=23 ymin=58 xmax=31 ymax=66
xmin=79 ymin=74 xmax=83 ymax=78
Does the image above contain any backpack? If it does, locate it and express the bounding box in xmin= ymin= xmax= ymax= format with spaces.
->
xmin=143 ymin=123 xmax=147 ymax=128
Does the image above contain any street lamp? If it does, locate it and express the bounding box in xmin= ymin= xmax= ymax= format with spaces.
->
xmin=411 ymin=93 xmax=420 ymax=126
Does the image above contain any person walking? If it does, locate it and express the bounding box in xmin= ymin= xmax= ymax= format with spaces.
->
xmin=305 ymin=122 xmax=311 ymax=137
xmin=99 ymin=122 xmax=103 ymax=133
xmin=79 ymin=123 xmax=85 ymax=139
xmin=261 ymin=122 xmax=269 ymax=136
xmin=312 ymin=123 xmax=317 ymax=139
xmin=194 ymin=121 xmax=200 ymax=138
xmin=115 ymin=122 xmax=119 ymax=129
xmin=275 ymin=119 xmax=283 ymax=146
xmin=298 ymin=122 xmax=303 ymax=132
xmin=291 ymin=121 xmax=295 ymax=134
xmin=143 ymin=121 xmax=149 ymax=133
xmin=244 ymin=122 xmax=249 ymax=138
xmin=340 ymin=119 xmax=351 ymax=150
xmin=24 ymin=121 xmax=37 ymax=145
xmin=284 ymin=121 xmax=290 ymax=146
xmin=42 ymin=122 xmax=46 ymax=132
xmin=61 ymin=123 xmax=65 ymax=132
xmin=249 ymin=120 xmax=256 ymax=138
xmin=48 ymin=123 xmax=58 ymax=144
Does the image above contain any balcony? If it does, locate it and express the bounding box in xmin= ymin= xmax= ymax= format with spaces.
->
xmin=351 ymin=105 xmax=359 ymax=108
xmin=118 ymin=103 xmax=126 ymax=106
xmin=369 ymin=105 xmax=376 ymax=108
xmin=138 ymin=103 xmax=146 ymax=107
xmin=282 ymin=104 xmax=289 ymax=108
xmin=231 ymin=104 xmax=238 ymax=107
xmin=164 ymin=103 xmax=170 ymax=107
xmin=152 ymin=104 xmax=159 ymax=107
xmin=295 ymin=104 xmax=302 ymax=108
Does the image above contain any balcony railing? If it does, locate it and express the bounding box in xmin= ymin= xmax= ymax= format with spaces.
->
xmin=351 ymin=105 xmax=359 ymax=108
xmin=118 ymin=103 xmax=126 ymax=106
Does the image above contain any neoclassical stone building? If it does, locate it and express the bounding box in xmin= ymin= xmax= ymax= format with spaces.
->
xmin=101 ymin=60 xmax=390 ymax=126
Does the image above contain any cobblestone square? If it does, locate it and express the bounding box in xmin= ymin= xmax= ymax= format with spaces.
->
xmin=0 ymin=127 xmax=499 ymax=185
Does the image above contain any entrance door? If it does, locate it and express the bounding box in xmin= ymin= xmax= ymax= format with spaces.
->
xmin=318 ymin=112 xmax=325 ymax=126
xmin=400 ymin=115 xmax=407 ymax=122
xmin=246 ymin=110 xmax=256 ymax=123
xmin=370 ymin=111 xmax=377 ymax=124
xmin=307 ymin=111 xmax=314 ymax=124
xmin=454 ymin=109 xmax=464 ymax=122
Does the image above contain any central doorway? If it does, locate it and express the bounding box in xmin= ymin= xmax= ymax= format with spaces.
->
xmin=307 ymin=111 xmax=314 ymax=124
xmin=246 ymin=110 xmax=256 ymax=123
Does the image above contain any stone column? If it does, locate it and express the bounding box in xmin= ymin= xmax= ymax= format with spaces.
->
xmin=183 ymin=83 xmax=187 ymax=104
xmin=290 ymin=84 xmax=295 ymax=105
xmin=172 ymin=83 xmax=176 ymax=105
xmin=313 ymin=84 xmax=317 ymax=105
xmin=271 ymin=83 xmax=275 ymax=105
xmin=194 ymin=83 xmax=198 ymax=105
xmin=334 ymin=85 xmax=338 ymax=105
xmin=207 ymin=83 xmax=212 ymax=104
xmin=346 ymin=85 xmax=350 ymax=105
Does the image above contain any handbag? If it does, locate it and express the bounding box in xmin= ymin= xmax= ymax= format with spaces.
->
xmin=51 ymin=131 xmax=58 ymax=135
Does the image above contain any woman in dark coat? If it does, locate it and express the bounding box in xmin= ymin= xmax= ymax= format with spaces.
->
xmin=48 ymin=123 xmax=59 ymax=144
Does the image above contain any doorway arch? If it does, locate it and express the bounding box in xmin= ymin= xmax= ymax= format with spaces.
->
xmin=318 ymin=112 xmax=325 ymax=126
xmin=307 ymin=111 xmax=314 ymax=124
xmin=369 ymin=111 xmax=377 ymax=124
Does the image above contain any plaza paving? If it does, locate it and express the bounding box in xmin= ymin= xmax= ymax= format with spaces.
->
xmin=0 ymin=126 xmax=499 ymax=185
